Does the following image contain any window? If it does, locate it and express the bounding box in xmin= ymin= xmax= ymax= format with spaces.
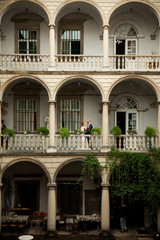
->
xmin=16 ymin=99 xmax=37 ymax=133
xmin=18 ymin=30 xmax=37 ymax=54
xmin=60 ymin=98 xmax=81 ymax=132
xmin=61 ymin=30 xmax=81 ymax=54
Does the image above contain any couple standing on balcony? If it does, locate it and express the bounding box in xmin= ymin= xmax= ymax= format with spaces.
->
xmin=81 ymin=119 xmax=93 ymax=149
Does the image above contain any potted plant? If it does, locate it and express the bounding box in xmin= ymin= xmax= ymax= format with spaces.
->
xmin=144 ymin=126 xmax=157 ymax=150
xmin=2 ymin=128 xmax=14 ymax=137
xmin=91 ymin=127 xmax=101 ymax=135
xmin=23 ymin=129 xmax=31 ymax=134
xmin=59 ymin=127 xmax=70 ymax=139
xmin=127 ymin=129 xmax=137 ymax=135
xmin=74 ymin=129 xmax=81 ymax=134
xmin=36 ymin=126 xmax=49 ymax=135
xmin=110 ymin=126 xmax=122 ymax=147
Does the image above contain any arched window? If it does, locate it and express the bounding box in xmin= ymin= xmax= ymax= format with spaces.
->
xmin=114 ymin=24 xmax=137 ymax=56
xmin=116 ymin=97 xmax=137 ymax=109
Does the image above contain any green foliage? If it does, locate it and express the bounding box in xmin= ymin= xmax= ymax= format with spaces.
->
xmin=2 ymin=128 xmax=14 ymax=137
xmin=110 ymin=126 xmax=122 ymax=138
xmin=91 ymin=128 xmax=101 ymax=135
xmin=59 ymin=127 xmax=70 ymax=139
xmin=79 ymin=153 xmax=103 ymax=183
xmin=74 ymin=129 xmax=81 ymax=134
xmin=108 ymin=149 xmax=160 ymax=205
xmin=36 ymin=126 xmax=49 ymax=135
xmin=144 ymin=126 xmax=157 ymax=150
xmin=127 ymin=129 xmax=137 ymax=135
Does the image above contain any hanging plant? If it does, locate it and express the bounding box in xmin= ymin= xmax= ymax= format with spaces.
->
xmin=108 ymin=149 xmax=160 ymax=205
xmin=78 ymin=153 xmax=103 ymax=183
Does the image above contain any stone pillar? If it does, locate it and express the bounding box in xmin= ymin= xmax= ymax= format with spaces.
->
xmin=103 ymin=25 xmax=109 ymax=70
xmin=0 ymin=183 xmax=3 ymax=232
xmin=47 ymin=183 xmax=57 ymax=235
xmin=0 ymin=101 xmax=2 ymax=147
xmin=101 ymin=101 xmax=109 ymax=152
xmin=158 ymin=101 xmax=160 ymax=147
xmin=49 ymin=24 xmax=56 ymax=70
xmin=47 ymin=101 xmax=57 ymax=153
xmin=101 ymin=183 xmax=110 ymax=232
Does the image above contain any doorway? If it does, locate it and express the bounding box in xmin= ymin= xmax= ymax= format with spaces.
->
xmin=116 ymin=39 xmax=125 ymax=69
xmin=117 ymin=112 xmax=126 ymax=134
xmin=15 ymin=181 xmax=40 ymax=210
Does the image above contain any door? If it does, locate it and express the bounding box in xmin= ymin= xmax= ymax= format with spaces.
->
xmin=116 ymin=40 xmax=125 ymax=69
xmin=117 ymin=112 xmax=126 ymax=134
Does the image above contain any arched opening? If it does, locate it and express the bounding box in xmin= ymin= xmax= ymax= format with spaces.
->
xmin=2 ymin=160 xmax=49 ymax=214
xmin=55 ymin=159 xmax=101 ymax=231
xmin=109 ymin=78 xmax=158 ymax=135
xmin=2 ymin=78 xmax=49 ymax=133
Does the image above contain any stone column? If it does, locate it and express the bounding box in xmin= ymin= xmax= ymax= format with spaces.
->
xmin=47 ymin=101 xmax=57 ymax=153
xmin=158 ymin=101 xmax=160 ymax=147
xmin=101 ymin=183 xmax=110 ymax=232
xmin=0 ymin=101 xmax=2 ymax=147
xmin=0 ymin=183 xmax=3 ymax=232
xmin=47 ymin=183 xmax=57 ymax=235
xmin=101 ymin=101 xmax=109 ymax=152
xmin=103 ymin=25 xmax=109 ymax=70
xmin=49 ymin=24 xmax=56 ymax=70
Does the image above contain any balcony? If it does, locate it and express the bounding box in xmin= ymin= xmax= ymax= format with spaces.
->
xmin=0 ymin=134 xmax=158 ymax=153
xmin=0 ymin=54 xmax=160 ymax=72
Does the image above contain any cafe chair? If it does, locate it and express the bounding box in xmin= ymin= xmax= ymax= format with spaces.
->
xmin=58 ymin=213 xmax=66 ymax=231
xmin=31 ymin=211 xmax=39 ymax=228
xmin=38 ymin=211 xmax=46 ymax=227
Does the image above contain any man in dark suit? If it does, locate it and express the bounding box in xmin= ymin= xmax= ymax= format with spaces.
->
xmin=84 ymin=119 xmax=93 ymax=148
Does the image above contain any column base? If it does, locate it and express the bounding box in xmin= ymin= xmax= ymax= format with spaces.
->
xmin=101 ymin=145 xmax=110 ymax=153
xmin=99 ymin=230 xmax=114 ymax=239
xmin=47 ymin=146 xmax=57 ymax=153
xmin=48 ymin=66 xmax=56 ymax=71
xmin=46 ymin=231 xmax=57 ymax=237
xmin=102 ymin=65 xmax=109 ymax=71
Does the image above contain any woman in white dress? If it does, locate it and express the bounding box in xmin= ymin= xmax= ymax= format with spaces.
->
xmin=81 ymin=122 xmax=86 ymax=149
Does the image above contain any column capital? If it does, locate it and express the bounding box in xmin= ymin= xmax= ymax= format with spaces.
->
xmin=103 ymin=25 xmax=109 ymax=30
xmin=102 ymin=100 xmax=110 ymax=105
xmin=49 ymin=24 xmax=55 ymax=29
xmin=48 ymin=100 xmax=56 ymax=104
xmin=47 ymin=183 xmax=56 ymax=189
xmin=0 ymin=183 xmax=3 ymax=189
xmin=101 ymin=183 xmax=110 ymax=189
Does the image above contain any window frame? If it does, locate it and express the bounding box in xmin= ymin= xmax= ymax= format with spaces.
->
xmin=57 ymin=96 xmax=83 ymax=132
xmin=58 ymin=19 xmax=84 ymax=55
xmin=14 ymin=96 xmax=40 ymax=133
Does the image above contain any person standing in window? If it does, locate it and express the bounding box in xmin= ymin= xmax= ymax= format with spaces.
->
xmin=1 ymin=120 xmax=8 ymax=149
xmin=84 ymin=119 xmax=93 ymax=148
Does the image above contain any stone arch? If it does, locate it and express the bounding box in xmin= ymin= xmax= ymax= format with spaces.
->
xmin=0 ymin=0 xmax=51 ymax=24
xmin=107 ymin=0 xmax=160 ymax=25
xmin=53 ymin=158 xmax=83 ymax=183
xmin=1 ymin=157 xmax=51 ymax=183
xmin=53 ymin=0 xmax=105 ymax=26
xmin=53 ymin=75 xmax=105 ymax=101
xmin=106 ymin=75 xmax=160 ymax=102
xmin=1 ymin=74 xmax=52 ymax=101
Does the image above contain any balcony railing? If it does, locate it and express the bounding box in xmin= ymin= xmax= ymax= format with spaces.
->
xmin=0 ymin=54 xmax=160 ymax=71
xmin=0 ymin=134 xmax=158 ymax=153
xmin=109 ymin=135 xmax=158 ymax=151
xmin=0 ymin=54 xmax=49 ymax=71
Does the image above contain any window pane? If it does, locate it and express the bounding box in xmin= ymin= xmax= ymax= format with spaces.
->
xmin=60 ymin=98 xmax=81 ymax=131
xmin=18 ymin=29 xmax=37 ymax=54
xmin=19 ymin=42 xmax=27 ymax=54
xmin=61 ymin=30 xmax=81 ymax=55
xmin=16 ymin=99 xmax=37 ymax=133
